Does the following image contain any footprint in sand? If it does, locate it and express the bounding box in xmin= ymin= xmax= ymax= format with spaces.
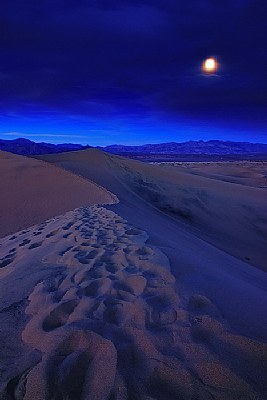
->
xmin=33 ymin=232 xmax=42 ymax=237
xmin=125 ymin=265 xmax=140 ymax=274
xmin=82 ymin=277 xmax=112 ymax=297
xmin=63 ymin=232 xmax=72 ymax=239
xmin=28 ymin=241 xmax=43 ymax=250
xmin=86 ymin=267 xmax=105 ymax=280
xmin=117 ymin=275 xmax=147 ymax=296
xmin=105 ymin=263 xmax=121 ymax=274
xmin=80 ymin=241 xmax=91 ymax=247
xmin=62 ymin=222 xmax=74 ymax=231
xmin=149 ymin=307 xmax=178 ymax=327
xmin=75 ymin=249 xmax=99 ymax=265
xmin=103 ymin=300 xmax=136 ymax=326
xmin=19 ymin=239 xmax=31 ymax=247
xmin=0 ymin=258 xmax=14 ymax=268
xmin=9 ymin=235 xmax=17 ymax=241
xmin=3 ymin=356 xmax=41 ymax=400
xmin=46 ymin=229 xmax=60 ymax=238
xmin=19 ymin=230 xmax=29 ymax=235
xmin=42 ymin=299 xmax=79 ymax=332
xmin=43 ymin=273 xmax=66 ymax=293
xmin=136 ymin=246 xmax=154 ymax=260
xmin=24 ymin=330 xmax=117 ymax=400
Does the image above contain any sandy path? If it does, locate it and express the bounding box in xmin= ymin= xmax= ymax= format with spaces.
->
xmin=0 ymin=206 xmax=266 ymax=399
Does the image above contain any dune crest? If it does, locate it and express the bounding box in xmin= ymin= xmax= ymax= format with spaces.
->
xmin=0 ymin=206 xmax=266 ymax=399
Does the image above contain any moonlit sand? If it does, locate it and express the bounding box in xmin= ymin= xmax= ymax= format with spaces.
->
xmin=0 ymin=149 xmax=266 ymax=399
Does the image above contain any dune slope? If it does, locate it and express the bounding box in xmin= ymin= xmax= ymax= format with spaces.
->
xmin=0 ymin=149 xmax=266 ymax=398
xmin=171 ymin=160 xmax=267 ymax=188
xmin=36 ymin=150 xmax=267 ymax=339
xmin=0 ymin=150 xmax=117 ymax=238
xmin=38 ymin=149 xmax=267 ymax=271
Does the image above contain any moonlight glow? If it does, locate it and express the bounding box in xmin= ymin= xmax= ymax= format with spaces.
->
xmin=202 ymin=57 xmax=218 ymax=74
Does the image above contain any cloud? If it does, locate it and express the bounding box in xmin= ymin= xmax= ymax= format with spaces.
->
xmin=1 ymin=132 xmax=86 ymax=138
xmin=0 ymin=0 xmax=266 ymax=134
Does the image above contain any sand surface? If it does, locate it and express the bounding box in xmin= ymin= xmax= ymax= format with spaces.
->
xmin=0 ymin=151 xmax=117 ymax=238
xmin=36 ymin=150 xmax=267 ymax=334
xmin=1 ymin=149 xmax=267 ymax=399
xmin=165 ymin=160 xmax=267 ymax=188
xmin=39 ymin=150 xmax=267 ymax=271
xmin=0 ymin=206 xmax=266 ymax=399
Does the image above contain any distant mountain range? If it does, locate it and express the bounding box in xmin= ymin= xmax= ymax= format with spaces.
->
xmin=1 ymin=138 xmax=267 ymax=156
xmin=0 ymin=138 xmax=89 ymax=155
xmin=103 ymin=140 xmax=267 ymax=155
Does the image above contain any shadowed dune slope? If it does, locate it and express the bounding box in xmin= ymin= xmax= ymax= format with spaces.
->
xmin=38 ymin=149 xmax=267 ymax=271
xmin=0 ymin=151 xmax=117 ymax=238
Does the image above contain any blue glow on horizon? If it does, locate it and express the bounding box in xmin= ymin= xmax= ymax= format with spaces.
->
xmin=1 ymin=111 xmax=267 ymax=145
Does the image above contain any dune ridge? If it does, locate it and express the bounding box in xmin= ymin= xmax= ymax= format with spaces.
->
xmin=0 ymin=206 xmax=266 ymax=399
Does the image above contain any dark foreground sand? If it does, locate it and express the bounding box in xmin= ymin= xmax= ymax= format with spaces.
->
xmin=0 ymin=149 xmax=267 ymax=399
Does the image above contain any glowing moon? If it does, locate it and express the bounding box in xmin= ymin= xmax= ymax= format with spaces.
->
xmin=202 ymin=57 xmax=218 ymax=74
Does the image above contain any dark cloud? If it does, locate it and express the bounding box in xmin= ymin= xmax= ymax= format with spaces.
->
xmin=0 ymin=0 xmax=266 ymax=135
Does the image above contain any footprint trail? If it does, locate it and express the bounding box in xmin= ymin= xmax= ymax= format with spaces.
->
xmin=0 ymin=206 xmax=266 ymax=399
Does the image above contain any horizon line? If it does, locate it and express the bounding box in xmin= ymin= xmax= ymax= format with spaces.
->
xmin=1 ymin=136 xmax=267 ymax=146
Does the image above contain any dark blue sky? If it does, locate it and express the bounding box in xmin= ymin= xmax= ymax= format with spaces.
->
xmin=0 ymin=0 xmax=266 ymax=145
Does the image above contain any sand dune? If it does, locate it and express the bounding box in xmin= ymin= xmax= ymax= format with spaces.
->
xmin=0 ymin=151 xmax=117 ymax=238
xmin=1 ymin=149 xmax=267 ymax=399
xmin=38 ymin=149 xmax=267 ymax=270
xmin=1 ymin=206 xmax=266 ymax=399
xmin=170 ymin=160 xmax=267 ymax=188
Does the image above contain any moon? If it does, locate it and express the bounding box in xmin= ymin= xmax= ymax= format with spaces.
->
xmin=202 ymin=57 xmax=218 ymax=74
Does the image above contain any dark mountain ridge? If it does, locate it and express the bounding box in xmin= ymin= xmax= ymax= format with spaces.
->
xmin=0 ymin=138 xmax=90 ymax=155
xmin=103 ymin=140 xmax=267 ymax=155
xmin=1 ymin=137 xmax=267 ymax=157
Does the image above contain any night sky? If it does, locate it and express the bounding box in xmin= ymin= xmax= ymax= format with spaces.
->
xmin=0 ymin=0 xmax=266 ymax=145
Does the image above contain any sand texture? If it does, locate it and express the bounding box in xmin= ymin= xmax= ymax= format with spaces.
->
xmin=0 ymin=151 xmax=117 ymax=238
xmin=0 ymin=206 xmax=266 ymax=400
xmin=1 ymin=149 xmax=267 ymax=399
xmin=38 ymin=150 xmax=267 ymax=270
